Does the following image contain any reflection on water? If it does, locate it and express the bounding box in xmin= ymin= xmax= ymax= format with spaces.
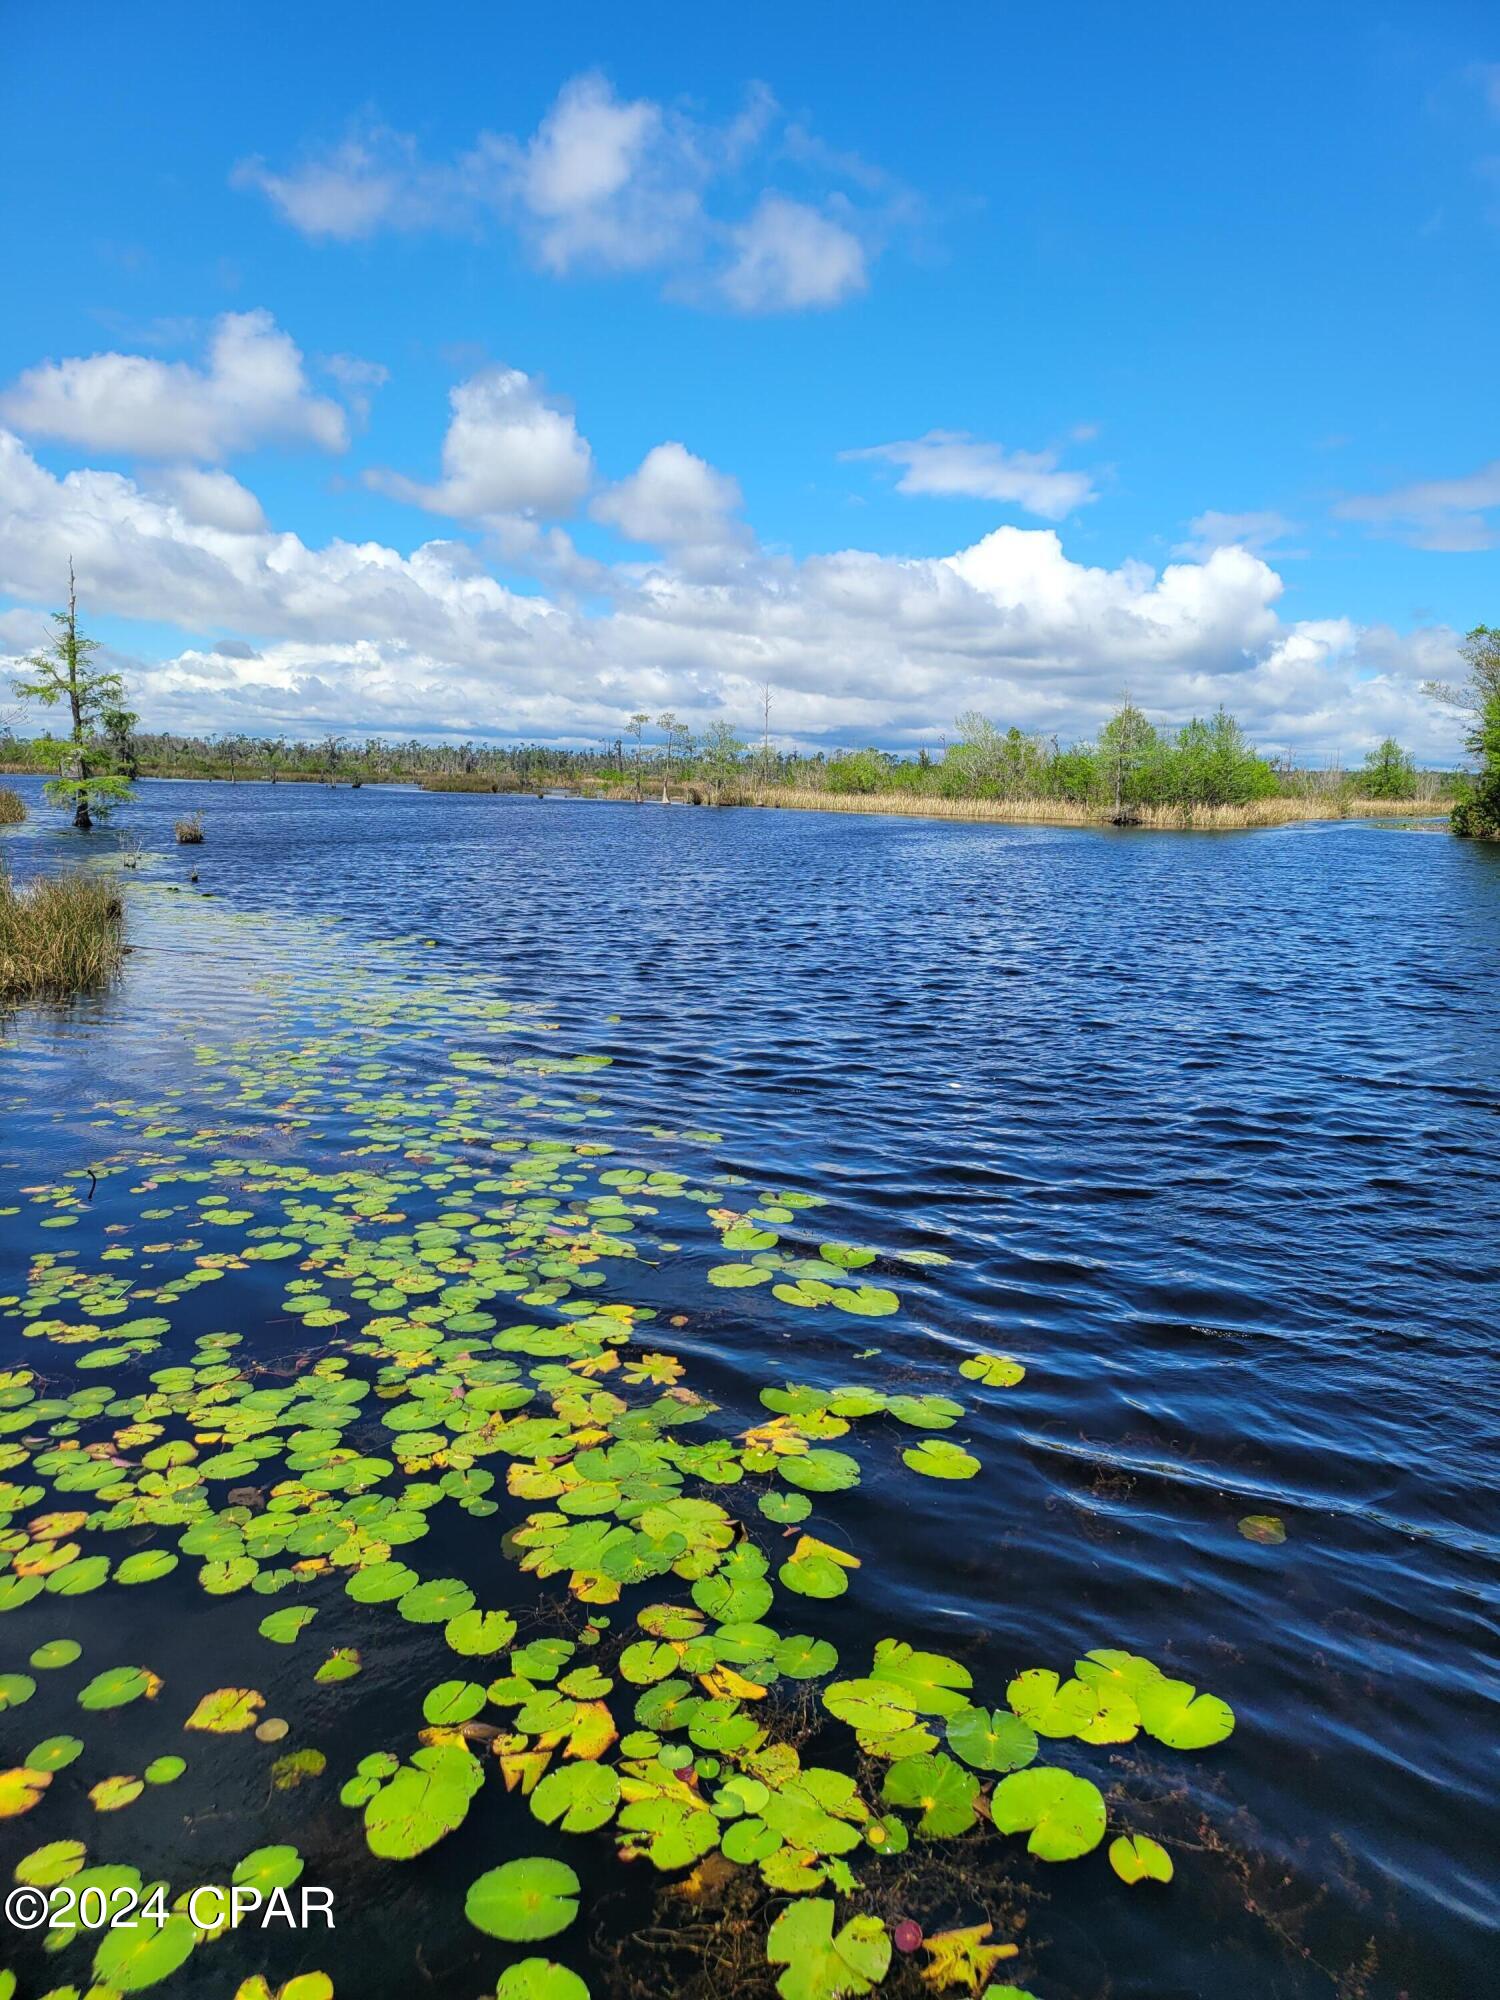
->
xmin=2 ymin=777 xmax=1497 ymax=2000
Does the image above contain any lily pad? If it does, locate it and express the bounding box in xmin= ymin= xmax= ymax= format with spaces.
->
xmin=233 ymin=1843 xmax=305 ymax=1892
xmin=185 ymin=1686 xmax=265 ymax=1733
xmin=92 ymin=1912 xmax=199 ymax=1991
xmin=946 ymin=1705 xmax=1038 ymax=1773
xmin=465 ymin=1856 xmax=580 ymax=1941
xmin=991 ymin=1766 xmax=1106 ymax=1861
xmin=530 ymin=1760 xmax=620 ymax=1833
xmin=1109 ymin=1832 xmax=1174 ymax=1884
xmin=882 ymin=1752 xmax=980 ymax=1836
xmin=29 ymin=1638 xmax=83 ymax=1670
xmin=902 ymin=1438 xmax=979 ymax=1480
xmin=493 ymin=1962 xmax=591 ymax=2000
xmin=958 ymin=1352 xmax=1026 ymax=1388
xmin=78 ymin=1665 xmax=161 ymax=1711
xmin=765 ymin=1896 xmax=891 ymax=2000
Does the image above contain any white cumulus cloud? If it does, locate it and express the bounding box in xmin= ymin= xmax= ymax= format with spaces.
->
xmin=592 ymin=442 xmax=745 ymax=549
xmin=366 ymin=367 xmax=593 ymax=521
xmin=717 ymin=195 xmax=867 ymax=312
xmin=0 ymin=311 xmax=349 ymax=462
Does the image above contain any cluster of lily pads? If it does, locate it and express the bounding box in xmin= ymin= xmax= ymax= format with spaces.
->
xmin=0 ymin=936 xmax=1234 ymax=2000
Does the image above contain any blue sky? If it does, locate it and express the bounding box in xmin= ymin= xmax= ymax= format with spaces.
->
xmin=1 ymin=0 xmax=1496 ymax=757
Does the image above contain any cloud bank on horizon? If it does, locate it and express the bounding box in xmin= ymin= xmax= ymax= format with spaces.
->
xmin=1 ymin=43 xmax=1496 ymax=763
xmin=0 ymin=333 xmax=1460 ymax=761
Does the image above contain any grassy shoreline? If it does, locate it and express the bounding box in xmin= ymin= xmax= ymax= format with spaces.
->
xmin=724 ymin=788 xmax=1438 ymax=831
xmin=0 ymin=766 xmax=1444 ymax=831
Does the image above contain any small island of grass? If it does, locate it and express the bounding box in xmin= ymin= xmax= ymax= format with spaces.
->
xmin=0 ymin=867 xmax=124 ymax=1004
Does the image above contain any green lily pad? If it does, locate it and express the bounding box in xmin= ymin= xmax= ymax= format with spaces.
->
xmin=1134 ymin=1676 xmax=1235 ymax=1750
xmin=465 ymin=1856 xmax=580 ymax=1940
xmin=314 ymin=1647 xmax=363 ymax=1685
xmin=92 ymin=1911 xmax=199 ymax=1991
xmin=29 ymin=1638 xmax=83 ymax=1670
xmin=115 ymin=1550 xmax=178 ymax=1586
xmin=259 ymin=1605 xmax=318 ymax=1644
xmin=773 ymin=1636 xmax=839 ymax=1680
xmin=26 ymin=1734 xmax=84 ymax=1771
xmin=530 ymin=1760 xmax=620 ymax=1833
xmin=15 ymin=1837 xmax=86 ymax=1885
xmin=233 ymin=1843 xmax=305 ymax=1892
xmin=902 ymin=1438 xmax=979 ymax=1479
xmin=946 ymin=1705 xmax=1039 ymax=1773
xmin=779 ymin=1449 xmax=860 ymax=1494
xmin=398 ymin=1576 xmax=476 ymax=1624
xmin=365 ymin=1743 xmax=485 ymax=1859
xmin=765 ymin=1896 xmax=891 ymax=2000
xmin=493 ymin=1961 xmax=591 ymax=2000
xmin=991 ymin=1766 xmax=1107 ymax=1860
xmin=77 ymin=1665 xmax=160 ymax=1711
xmin=959 ymin=1352 xmax=1026 ymax=1387
xmin=1109 ymin=1832 xmax=1174 ymax=1883
xmin=445 ymin=1609 xmax=518 ymax=1656
xmin=422 ymin=1679 xmax=487 ymax=1725
xmin=881 ymin=1751 xmax=980 ymax=1836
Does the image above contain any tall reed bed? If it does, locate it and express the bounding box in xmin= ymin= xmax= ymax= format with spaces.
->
xmin=742 ymin=789 xmax=1432 ymax=831
xmin=0 ymin=787 xmax=25 ymax=824
xmin=0 ymin=868 xmax=124 ymax=1002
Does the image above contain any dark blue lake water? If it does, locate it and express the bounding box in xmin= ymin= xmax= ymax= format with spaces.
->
xmin=2 ymin=777 xmax=1497 ymax=2000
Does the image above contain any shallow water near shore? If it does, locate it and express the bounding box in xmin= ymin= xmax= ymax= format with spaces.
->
xmin=2 ymin=777 xmax=1497 ymax=2000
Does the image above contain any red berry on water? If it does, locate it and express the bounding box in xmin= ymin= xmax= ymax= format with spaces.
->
xmin=893 ymin=1920 xmax=923 ymax=1954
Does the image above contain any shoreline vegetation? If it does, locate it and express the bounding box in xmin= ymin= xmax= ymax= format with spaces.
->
xmin=0 ymin=702 xmax=1466 ymax=834
xmin=0 ymin=760 xmax=1438 ymax=831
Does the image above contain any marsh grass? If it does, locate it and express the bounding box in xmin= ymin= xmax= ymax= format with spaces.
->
xmin=0 ymin=867 xmax=125 ymax=1002
xmin=418 ymin=774 xmax=518 ymax=792
xmin=175 ymin=812 xmax=205 ymax=843
xmin=739 ymin=789 xmax=1432 ymax=831
xmin=0 ymin=787 xmax=25 ymax=825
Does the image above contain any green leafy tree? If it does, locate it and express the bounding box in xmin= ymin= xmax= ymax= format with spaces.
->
xmin=1098 ymin=700 xmax=1159 ymax=815
xmin=11 ymin=565 xmax=133 ymax=829
xmin=1450 ymin=689 xmax=1500 ymax=837
xmin=699 ymin=719 xmax=745 ymax=802
xmin=1168 ymin=708 xmax=1279 ymax=806
xmin=1359 ymin=737 xmax=1415 ymax=799
xmin=103 ymin=700 xmax=140 ymax=781
xmin=1423 ymin=625 xmax=1500 ymax=724
xmin=826 ymin=748 xmax=888 ymax=794
xmin=1426 ymin=626 xmax=1500 ymax=837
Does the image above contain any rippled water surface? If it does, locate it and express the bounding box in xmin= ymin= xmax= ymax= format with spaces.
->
xmin=2 ymin=777 xmax=1497 ymax=2000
